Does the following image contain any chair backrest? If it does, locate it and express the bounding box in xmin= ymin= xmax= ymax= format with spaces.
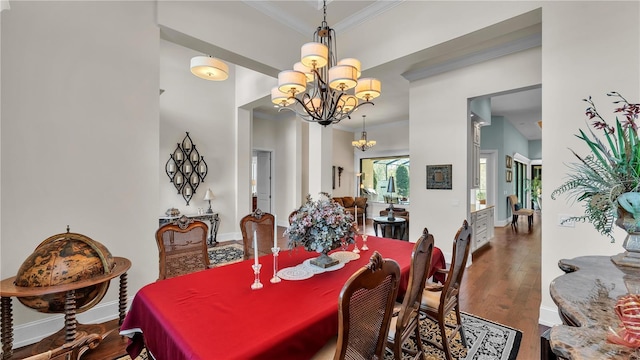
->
xmin=440 ymin=220 xmax=472 ymax=310
xmin=288 ymin=209 xmax=299 ymax=225
xmin=335 ymin=251 xmax=401 ymax=360
xmin=507 ymin=194 xmax=520 ymax=213
xmin=240 ymin=209 xmax=275 ymax=261
xmin=395 ymin=228 xmax=434 ymax=333
xmin=155 ymin=215 xmax=210 ymax=280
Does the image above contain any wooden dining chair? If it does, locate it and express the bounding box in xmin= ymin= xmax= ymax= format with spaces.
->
xmin=23 ymin=333 xmax=102 ymax=360
xmin=155 ymin=215 xmax=211 ymax=280
xmin=240 ymin=208 xmax=275 ymax=260
xmin=386 ymin=228 xmax=434 ymax=360
xmin=508 ymin=194 xmax=534 ymax=230
xmin=311 ymin=251 xmax=401 ymax=360
xmin=419 ymin=220 xmax=472 ymax=360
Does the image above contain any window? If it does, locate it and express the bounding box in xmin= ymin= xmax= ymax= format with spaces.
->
xmin=359 ymin=156 xmax=410 ymax=204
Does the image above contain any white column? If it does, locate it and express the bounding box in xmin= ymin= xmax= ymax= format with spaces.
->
xmin=307 ymin=124 xmax=333 ymax=196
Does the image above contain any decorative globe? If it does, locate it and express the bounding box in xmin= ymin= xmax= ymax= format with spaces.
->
xmin=13 ymin=229 xmax=115 ymax=313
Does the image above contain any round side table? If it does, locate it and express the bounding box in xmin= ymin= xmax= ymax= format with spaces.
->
xmin=372 ymin=216 xmax=407 ymax=240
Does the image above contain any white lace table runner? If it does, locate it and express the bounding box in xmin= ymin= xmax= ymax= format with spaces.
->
xmin=277 ymin=251 xmax=360 ymax=281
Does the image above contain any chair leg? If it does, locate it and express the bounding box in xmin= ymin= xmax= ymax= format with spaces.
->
xmin=511 ymin=214 xmax=518 ymax=230
xmin=455 ymin=306 xmax=468 ymax=348
xmin=439 ymin=316 xmax=454 ymax=360
xmin=413 ymin=321 xmax=426 ymax=360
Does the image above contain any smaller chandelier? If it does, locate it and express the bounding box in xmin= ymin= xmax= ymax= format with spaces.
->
xmin=271 ymin=0 xmax=381 ymax=126
xmin=352 ymin=115 xmax=376 ymax=151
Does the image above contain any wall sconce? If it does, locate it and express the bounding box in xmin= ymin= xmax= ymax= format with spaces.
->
xmin=165 ymin=132 xmax=208 ymax=205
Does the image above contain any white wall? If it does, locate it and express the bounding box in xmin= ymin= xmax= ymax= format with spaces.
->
xmin=332 ymin=128 xmax=356 ymax=198
xmin=539 ymin=1 xmax=640 ymax=325
xmin=159 ymin=39 xmax=236 ymax=238
xmin=409 ymin=47 xmax=541 ymax=258
xmin=1 ymin=1 xmax=158 ymax=345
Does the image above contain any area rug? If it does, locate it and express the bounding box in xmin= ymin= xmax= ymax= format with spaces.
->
xmin=383 ymin=311 xmax=522 ymax=360
xmin=115 ymin=311 xmax=520 ymax=360
xmin=208 ymin=242 xmax=244 ymax=266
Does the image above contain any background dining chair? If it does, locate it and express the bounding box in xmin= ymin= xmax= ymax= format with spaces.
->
xmin=311 ymin=251 xmax=401 ymax=360
xmin=508 ymin=194 xmax=534 ymax=230
xmin=23 ymin=333 xmax=102 ymax=360
xmin=386 ymin=228 xmax=434 ymax=360
xmin=240 ymin=208 xmax=275 ymax=260
xmin=419 ymin=220 xmax=472 ymax=360
xmin=155 ymin=215 xmax=211 ymax=280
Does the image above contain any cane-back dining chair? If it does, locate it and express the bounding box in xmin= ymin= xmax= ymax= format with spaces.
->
xmin=155 ymin=215 xmax=211 ymax=280
xmin=240 ymin=208 xmax=275 ymax=261
xmin=386 ymin=228 xmax=434 ymax=360
xmin=419 ymin=220 xmax=472 ymax=360
xmin=311 ymin=251 xmax=402 ymax=360
xmin=23 ymin=333 xmax=102 ymax=360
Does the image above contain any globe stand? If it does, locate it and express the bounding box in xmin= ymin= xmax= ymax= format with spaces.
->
xmin=0 ymin=258 xmax=131 ymax=359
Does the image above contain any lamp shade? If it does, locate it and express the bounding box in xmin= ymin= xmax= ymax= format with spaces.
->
xmin=271 ymin=87 xmax=294 ymax=107
xmin=190 ymin=56 xmax=229 ymax=81
xmin=387 ymin=176 xmax=396 ymax=193
xmin=337 ymin=58 xmax=361 ymax=78
xmin=328 ymin=65 xmax=358 ymax=91
xmin=203 ymin=188 xmax=215 ymax=201
xmin=278 ymin=70 xmax=307 ymax=95
xmin=355 ymin=78 xmax=381 ymax=101
xmin=301 ymin=42 xmax=328 ymax=69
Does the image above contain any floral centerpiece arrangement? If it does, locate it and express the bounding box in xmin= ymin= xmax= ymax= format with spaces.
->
xmin=551 ymin=92 xmax=640 ymax=266
xmin=285 ymin=192 xmax=356 ymax=268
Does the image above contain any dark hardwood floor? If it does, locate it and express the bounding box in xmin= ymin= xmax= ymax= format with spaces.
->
xmin=11 ymin=213 xmax=543 ymax=359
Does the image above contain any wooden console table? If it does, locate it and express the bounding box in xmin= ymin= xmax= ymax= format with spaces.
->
xmin=159 ymin=212 xmax=220 ymax=246
xmin=0 ymin=257 xmax=131 ymax=359
xmin=549 ymin=256 xmax=640 ymax=359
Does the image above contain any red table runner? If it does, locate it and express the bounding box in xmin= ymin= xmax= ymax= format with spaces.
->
xmin=121 ymin=236 xmax=444 ymax=360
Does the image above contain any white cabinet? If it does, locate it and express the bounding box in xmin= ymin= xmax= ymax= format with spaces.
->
xmin=471 ymin=124 xmax=481 ymax=188
xmin=470 ymin=206 xmax=494 ymax=252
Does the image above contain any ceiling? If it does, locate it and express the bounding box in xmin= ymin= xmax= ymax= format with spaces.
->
xmin=177 ymin=1 xmax=543 ymax=140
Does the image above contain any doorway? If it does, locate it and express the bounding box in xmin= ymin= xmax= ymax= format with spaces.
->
xmin=253 ymin=150 xmax=272 ymax=213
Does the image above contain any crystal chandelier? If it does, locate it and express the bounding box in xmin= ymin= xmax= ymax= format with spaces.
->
xmin=352 ymin=115 xmax=376 ymax=151
xmin=271 ymin=0 xmax=381 ymax=127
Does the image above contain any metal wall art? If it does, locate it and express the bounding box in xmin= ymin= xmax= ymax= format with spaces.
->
xmin=426 ymin=164 xmax=453 ymax=190
xmin=165 ymin=132 xmax=208 ymax=205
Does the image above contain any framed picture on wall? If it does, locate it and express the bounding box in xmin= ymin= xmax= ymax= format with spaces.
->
xmin=506 ymin=155 xmax=513 ymax=168
xmin=426 ymin=164 xmax=453 ymax=190
xmin=506 ymin=169 xmax=513 ymax=182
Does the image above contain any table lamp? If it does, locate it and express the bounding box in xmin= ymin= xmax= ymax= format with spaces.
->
xmin=203 ymin=188 xmax=215 ymax=214
xmin=387 ymin=176 xmax=396 ymax=220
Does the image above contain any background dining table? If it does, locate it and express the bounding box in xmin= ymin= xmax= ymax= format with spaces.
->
xmin=120 ymin=236 xmax=445 ymax=360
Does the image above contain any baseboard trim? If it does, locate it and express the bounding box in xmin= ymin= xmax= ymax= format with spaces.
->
xmin=11 ymin=297 xmax=131 ymax=348
xmin=539 ymin=305 xmax=562 ymax=327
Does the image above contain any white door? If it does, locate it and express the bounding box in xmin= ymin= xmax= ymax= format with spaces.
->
xmin=256 ymin=151 xmax=271 ymax=212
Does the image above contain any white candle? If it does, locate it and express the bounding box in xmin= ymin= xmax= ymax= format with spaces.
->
xmin=192 ymin=153 xmax=198 ymax=162
xmin=192 ymin=175 xmax=198 ymax=185
xmin=185 ymin=164 xmax=191 ymax=174
xmin=274 ymin=215 xmax=278 ymax=248
xmin=176 ymin=152 xmax=183 ymax=161
xmin=200 ymin=164 xmax=206 ymax=173
xmin=253 ymin=230 xmax=259 ymax=266
xmin=185 ymin=187 xmax=191 ymax=196
xmin=176 ymin=175 xmax=182 ymax=185
xmin=168 ymin=163 xmax=175 ymax=173
xmin=355 ymin=206 xmax=358 ymax=226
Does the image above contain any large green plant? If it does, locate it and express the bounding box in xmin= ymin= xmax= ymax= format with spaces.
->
xmin=395 ymin=165 xmax=409 ymax=197
xmin=551 ymin=92 xmax=640 ymax=241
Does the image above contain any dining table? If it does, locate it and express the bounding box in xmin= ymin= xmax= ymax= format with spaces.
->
xmin=120 ymin=236 xmax=445 ymax=360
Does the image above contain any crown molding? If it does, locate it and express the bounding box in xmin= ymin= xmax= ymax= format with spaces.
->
xmin=402 ymin=32 xmax=542 ymax=82
xmin=243 ymin=0 xmax=403 ymax=37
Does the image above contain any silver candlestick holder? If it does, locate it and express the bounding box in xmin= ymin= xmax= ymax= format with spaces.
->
xmin=251 ymin=263 xmax=263 ymax=290
xmin=271 ymin=247 xmax=281 ymax=283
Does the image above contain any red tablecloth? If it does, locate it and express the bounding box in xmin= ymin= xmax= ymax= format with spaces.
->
xmin=120 ymin=237 xmax=444 ymax=360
